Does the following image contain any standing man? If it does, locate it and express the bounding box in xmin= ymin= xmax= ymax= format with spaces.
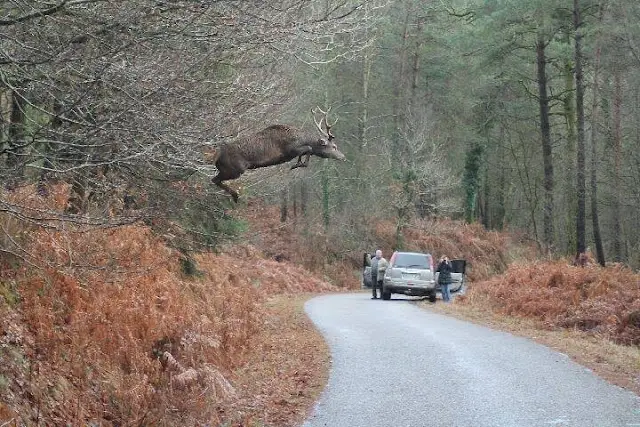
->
xmin=370 ymin=251 xmax=379 ymax=299
xmin=370 ymin=249 xmax=388 ymax=299
xmin=376 ymin=250 xmax=389 ymax=298
xmin=436 ymin=255 xmax=453 ymax=302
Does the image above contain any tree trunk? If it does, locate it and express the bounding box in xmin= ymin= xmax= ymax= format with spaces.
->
xmin=280 ymin=186 xmax=288 ymax=223
xmin=574 ymin=0 xmax=587 ymax=262
xmin=463 ymin=142 xmax=483 ymax=223
xmin=292 ymin=184 xmax=298 ymax=219
xmin=508 ymin=126 xmax=541 ymax=249
xmin=409 ymin=18 xmax=424 ymax=114
xmin=66 ymin=175 xmax=90 ymax=215
xmin=359 ymin=51 xmax=370 ymax=151
xmin=536 ymin=33 xmax=554 ymax=252
xmin=7 ymin=88 xmax=26 ymax=186
xmin=300 ymin=179 xmax=307 ymax=215
xmin=611 ymin=71 xmax=623 ymax=262
xmin=495 ymin=126 xmax=506 ymax=230
xmin=359 ymin=1 xmax=372 ymax=152
xmin=590 ymin=3 xmax=606 ymax=266
xmin=482 ymin=162 xmax=490 ymax=229
xmin=357 ymin=3 xmax=373 ymax=200
xmin=322 ymin=163 xmax=329 ymax=230
xmin=38 ymin=99 xmax=63 ymax=195
xmin=563 ymin=58 xmax=577 ymax=255
xmin=392 ymin=6 xmax=411 ymax=164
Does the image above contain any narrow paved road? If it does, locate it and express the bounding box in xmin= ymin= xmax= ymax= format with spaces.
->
xmin=302 ymin=293 xmax=640 ymax=427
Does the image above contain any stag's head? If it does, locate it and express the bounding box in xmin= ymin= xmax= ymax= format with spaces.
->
xmin=311 ymin=107 xmax=346 ymax=161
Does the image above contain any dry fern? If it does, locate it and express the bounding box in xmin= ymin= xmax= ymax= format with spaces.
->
xmin=462 ymin=259 xmax=640 ymax=345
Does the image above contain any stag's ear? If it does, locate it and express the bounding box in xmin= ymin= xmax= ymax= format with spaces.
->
xmin=319 ymin=138 xmax=328 ymax=146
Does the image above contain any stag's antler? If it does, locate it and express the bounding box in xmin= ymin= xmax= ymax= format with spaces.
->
xmin=311 ymin=106 xmax=338 ymax=140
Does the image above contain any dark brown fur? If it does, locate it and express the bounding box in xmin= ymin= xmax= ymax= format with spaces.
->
xmin=208 ymin=124 xmax=345 ymax=202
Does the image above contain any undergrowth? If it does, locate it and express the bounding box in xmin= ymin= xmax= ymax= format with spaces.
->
xmin=459 ymin=259 xmax=640 ymax=345
xmin=2 ymin=187 xmax=639 ymax=425
xmin=0 ymin=186 xmax=336 ymax=425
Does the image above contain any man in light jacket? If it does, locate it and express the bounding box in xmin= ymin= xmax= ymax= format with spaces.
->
xmin=370 ymin=249 xmax=388 ymax=299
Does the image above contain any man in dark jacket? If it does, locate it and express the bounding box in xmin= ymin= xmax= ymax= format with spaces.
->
xmin=436 ymin=255 xmax=453 ymax=302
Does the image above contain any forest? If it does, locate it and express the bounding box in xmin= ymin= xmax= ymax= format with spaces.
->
xmin=2 ymin=0 xmax=640 ymax=266
xmin=2 ymin=0 xmax=640 ymax=424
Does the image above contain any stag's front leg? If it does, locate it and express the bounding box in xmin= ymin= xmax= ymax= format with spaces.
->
xmin=212 ymin=174 xmax=240 ymax=203
xmin=290 ymin=153 xmax=311 ymax=170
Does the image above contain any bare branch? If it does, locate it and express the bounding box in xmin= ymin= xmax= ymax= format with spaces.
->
xmin=0 ymin=0 xmax=103 ymax=26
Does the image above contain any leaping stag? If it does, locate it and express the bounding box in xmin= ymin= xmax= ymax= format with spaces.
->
xmin=206 ymin=107 xmax=345 ymax=203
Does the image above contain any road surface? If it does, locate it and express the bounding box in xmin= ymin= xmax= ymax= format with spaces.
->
xmin=302 ymin=293 xmax=640 ymax=427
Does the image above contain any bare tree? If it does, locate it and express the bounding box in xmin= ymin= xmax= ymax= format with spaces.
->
xmin=0 ymin=0 xmax=375 ymax=262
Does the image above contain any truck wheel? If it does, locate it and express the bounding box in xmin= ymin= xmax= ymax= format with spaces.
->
xmin=382 ymin=290 xmax=391 ymax=300
xmin=428 ymin=291 xmax=437 ymax=303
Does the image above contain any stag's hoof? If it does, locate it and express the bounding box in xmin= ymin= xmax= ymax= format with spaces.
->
xmin=290 ymin=163 xmax=308 ymax=170
xmin=230 ymin=186 xmax=243 ymax=203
